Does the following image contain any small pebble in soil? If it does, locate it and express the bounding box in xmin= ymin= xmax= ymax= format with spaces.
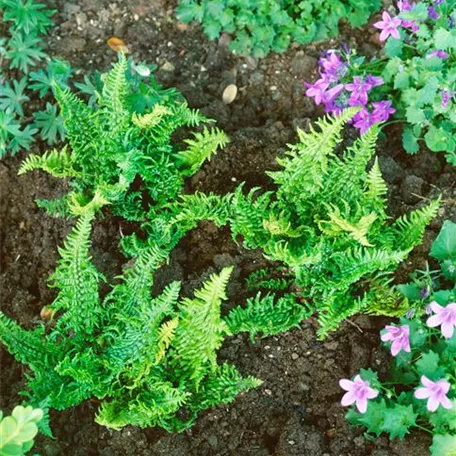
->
xmin=222 ymin=84 xmax=238 ymax=104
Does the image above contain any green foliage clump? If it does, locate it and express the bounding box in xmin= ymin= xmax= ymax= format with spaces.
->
xmin=167 ymin=109 xmax=439 ymax=337
xmin=0 ymin=209 xmax=261 ymax=432
xmin=0 ymin=405 xmax=43 ymax=456
xmin=19 ymin=53 xmax=229 ymax=220
xmin=345 ymin=221 xmax=456 ymax=455
xmin=176 ymin=0 xmax=381 ymax=58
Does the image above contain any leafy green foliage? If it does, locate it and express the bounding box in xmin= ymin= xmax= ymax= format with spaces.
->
xmin=32 ymin=103 xmax=65 ymax=145
xmin=0 ymin=77 xmax=30 ymax=117
xmin=0 ymin=405 xmax=43 ymax=456
xmin=345 ymin=222 xmax=456 ymax=453
xmin=29 ymin=58 xmax=72 ymax=97
xmin=165 ymin=110 xmax=438 ymax=337
xmin=0 ymin=211 xmax=261 ymax=432
xmin=3 ymin=33 xmax=46 ymax=73
xmin=0 ymin=0 xmax=55 ymax=157
xmin=1 ymin=0 xmax=54 ymax=34
xmin=176 ymin=0 xmax=381 ymax=58
xmin=19 ymin=54 xmax=227 ymax=220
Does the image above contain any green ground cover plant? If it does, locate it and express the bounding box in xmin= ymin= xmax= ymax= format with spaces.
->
xmin=176 ymin=0 xmax=381 ymax=58
xmin=341 ymin=220 xmax=456 ymax=455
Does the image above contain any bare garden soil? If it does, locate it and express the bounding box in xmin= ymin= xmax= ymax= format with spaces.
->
xmin=1 ymin=0 xmax=456 ymax=454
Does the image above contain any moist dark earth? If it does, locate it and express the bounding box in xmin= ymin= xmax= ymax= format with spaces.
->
xmin=1 ymin=0 xmax=456 ymax=455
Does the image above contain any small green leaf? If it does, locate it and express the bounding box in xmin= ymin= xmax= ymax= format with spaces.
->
xmin=434 ymin=28 xmax=456 ymax=51
xmin=431 ymin=221 xmax=456 ymax=261
xmin=381 ymin=403 xmax=417 ymax=439
xmin=406 ymin=107 xmax=426 ymax=124
xmin=415 ymin=351 xmax=441 ymax=378
xmin=431 ymin=434 xmax=456 ymax=456
xmin=402 ymin=127 xmax=420 ymax=154
xmin=430 ymin=401 xmax=456 ymax=433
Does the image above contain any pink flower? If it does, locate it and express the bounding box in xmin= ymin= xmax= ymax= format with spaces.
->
xmin=322 ymin=84 xmax=345 ymax=106
xmin=441 ymin=90 xmax=455 ymax=109
xmin=339 ymin=374 xmax=379 ymax=413
xmin=428 ymin=50 xmax=450 ymax=60
xmin=397 ymin=0 xmax=413 ymax=11
xmin=427 ymin=301 xmax=456 ymax=338
xmin=402 ymin=20 xmax=420 ymax=33
xmin=353 ymin=108 xmax=375 ymax=134
xmin=366 ymin=75 xmax=384 ymax=87
xmin=371 ymin=100 xmax=396 ymax=123
xmin=374 ymin=12 xmax=402 ymax=41
xmin=305 ymin=78 xmax=330 ymax=105
xmin=345 ymin=77 xmax=372 ymax=106
xmin=381 ymin=324 xmax=410 ymax=356
xmin=414 ymin=376 xmax=452 ymax=412
xmin=319 ymin=51 xmax=348 ymax=82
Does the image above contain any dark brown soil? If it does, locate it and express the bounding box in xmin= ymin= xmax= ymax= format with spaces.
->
xmin=1 ymin=1 xmax=456 ymax=455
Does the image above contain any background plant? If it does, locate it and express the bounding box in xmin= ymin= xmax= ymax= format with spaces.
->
xmin=0 ymin=405 xmax=43 ymax=456
xmin=342 ymin=220 xmax=456 ymax=455
xmin=151 ymin=109 xmax=439 ymax=338
xmin=19 ymin=53 xmax=229 ymax=221
xmin=176 ymin=0 xmax=381 ymax=58
xmin=305 ymin=0 xmax=456 ymax=164
xmin=0 ymin=0 xmax=59 ymax=156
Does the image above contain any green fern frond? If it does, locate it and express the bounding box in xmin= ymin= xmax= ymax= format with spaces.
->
xmin=226 ymin=293 xmax=311 ymax=341
xmin=155 ymin=318 xmax=179 ymax=363
xmin=0 ymin=313 xmax=53 ymax=370
xmin=96 ymin=384 xmax=190 ymax=430
xmin=365 ymin=157 xmax=388 ymax=203
xmin=320 ymin=124 xmax=379 ymax=205
xmin=177 ymin=127 xmax=230 ymax=176
xmin=99 ymin=53 xmax=129 ymax=122
xmin=104 ymin=281 xmax=181 ymax=373
xmin=267 ymin=108 xmax=358 ymax=198
xmin=19 ymin=146 xmax=79 ymax=178
xmin=318 ymin=205 xmax=378 ymax=247
xmin=53 ymin=83 xmax=97 ymax=157
xmin=131 ymin=105 xmax=171 ymax=128
xmin=388 ymin=199 xmax=440 ymax=251
xmin=171 ymin=192 xmax=232 ymax=233
xmin=316 ymin=291 xmax=370 ymax=339
xmin=173 ymin=103 xmax=209 ymax=127
xmin=48 ymin=211 xmax=104 ymax=335
xmin=332 ymin=247 xmax=409 ymax=285
xmin=191 ymin=363 xmax=262 ymax=413
xmin=170 ymin=267 xmax=232 ymax=386
xmin=36 ymin=195 xmax=73 ymax=218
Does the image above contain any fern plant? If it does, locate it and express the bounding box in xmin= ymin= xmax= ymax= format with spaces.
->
xmin=19 ymin=53 xmax=229 ymax=220
xmin=161 ymin=109 xmax=439 ymax=338
xmin=0 ymin=205 xmax=261 ymax=432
